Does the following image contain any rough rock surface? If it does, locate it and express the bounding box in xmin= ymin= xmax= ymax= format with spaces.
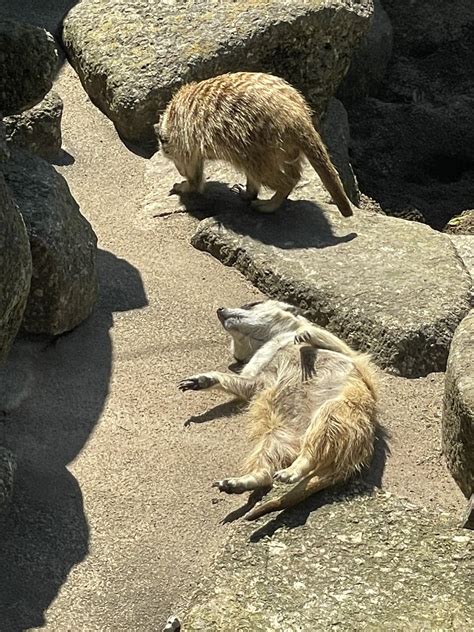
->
xmin=0 ymin=447 xmax=16 ymax=518
xmin=349 ymin=98 xmax=474 ymax=230
xmin=381 ymin=0 xmax=474 ymax=105
xmin=337 ymin=0 xmax=393 ymax=103
xmin=4 ymin=90 xmax=63 ymax=158
xmin=189 ymin=158 xmax=471 ymax=377
xmin=62 ymin=0 xmax=372 ymax=154
xmin=0 ymin=149 xmax=98 ymax=336
xmin=442 ymin=311 xmax=474 ymax=499
xmin=347 ymin=0 xmax=474 ymax=229
xmin=0 ymin=118 xmax=9 ymax=162
xmin=445 ymin=210 xmax=474 ymax=236
xmin=0 ymin=20 xmax=58 ymax=116
xmin=321 ymin=97 xmax=359 ymax=205
xmin=185 ymin=488 xmax=474 ymax=630
xmin=0 ymin=172 xmax=31 ymax=363
xmin=448 ymin=235 xmax=474 ymax=305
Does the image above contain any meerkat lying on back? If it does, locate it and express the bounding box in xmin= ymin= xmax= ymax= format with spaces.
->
xmin=156 ymin=72 xmax=354 ymax=217
xmin=179 ymin=300 xmax=378 ymax=520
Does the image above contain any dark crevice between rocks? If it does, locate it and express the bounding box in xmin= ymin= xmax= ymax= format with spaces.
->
xmin=343 ymin=0 xmax=474 ymax=232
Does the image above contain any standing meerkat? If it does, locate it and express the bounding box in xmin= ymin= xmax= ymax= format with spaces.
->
xmin=179 ymin=300 xmax=378 ymax=520
xmin=156 ymin=72 xmax=354 ymax=217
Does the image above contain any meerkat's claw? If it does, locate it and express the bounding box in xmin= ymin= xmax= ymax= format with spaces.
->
xmin=178 ymin=377 xmax=200 ymax=391
xmin=231 ymin=183 xmax=245 ymax=195
xmin=294 ymin=330 xmax=312 ymax=345
xmin=231 ymin=183 xmax=259 ymax=201
xmin=179 ymin=374 xmax=217 ymax=391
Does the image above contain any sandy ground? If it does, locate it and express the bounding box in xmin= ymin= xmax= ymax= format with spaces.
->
xmin=0 ymin=5 xmax=466 ymax=630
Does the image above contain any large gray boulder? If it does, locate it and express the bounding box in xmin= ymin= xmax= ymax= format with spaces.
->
xmin=442 ymin=311 xmax=474 ymax=499
xmin=0 ymin=172 xmax=31 ymax=363
xmin=1 ymin=149 xmax=98 ymax=336
xmin=0 ymin=20 xmax=58 ymax=116
xmin=185 ymin=489 xmax=473 ymax=630
xmin=62 ymin=0 xmax=372 ymax=155
xmin=3 ymin=90 xmax=63 ymax=159
xmin=188 ymin=160 xmax=471 ymax=377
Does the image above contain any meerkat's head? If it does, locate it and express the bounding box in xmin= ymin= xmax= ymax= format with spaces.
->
xmin=217 ymin=300 xmax=304 ymax=362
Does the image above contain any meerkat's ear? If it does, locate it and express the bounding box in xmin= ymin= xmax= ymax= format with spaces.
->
xmin=273 ymin=301 xmax=303 ymax=317
xmin=240 ymin=300 xmax=264 ymax=311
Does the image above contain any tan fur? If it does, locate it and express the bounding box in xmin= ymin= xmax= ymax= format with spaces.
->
xmin=157 ymin=72 xmax=354 ymax=217
xmin=179 ymin=300 xmax=378 ymax=520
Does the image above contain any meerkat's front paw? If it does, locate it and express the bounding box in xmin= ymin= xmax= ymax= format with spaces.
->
xmin=273 ymin=468 xmax=303 ymax=485
xmin=294 ymin=330 xmax=312 ymax=345
xmin=178 ymin=374 xmax=217 ymax=391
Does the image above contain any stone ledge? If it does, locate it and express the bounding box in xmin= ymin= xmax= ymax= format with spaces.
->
xmin=190 ymin=169 xmax=471 ymax=377
xmin=185 ymin=488 xmax=473 ymax=630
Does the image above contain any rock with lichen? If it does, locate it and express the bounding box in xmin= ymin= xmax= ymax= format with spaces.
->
xmin=442 ymin=310 xmax=474 ymax=499
xmin=1 ymin=149 xmax=97 ymax=336
xmin=185 ymin=488 xmax=473 ymax=630
xmin=0 ymin=20 xmax=58 ymax=116
xmin=4 ymin=90 xmax=63 ymax=159
xmin=0 ymin=171 xmax=31 ymax=363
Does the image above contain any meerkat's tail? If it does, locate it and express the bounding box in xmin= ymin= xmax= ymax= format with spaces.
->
xmin=300 ymin=127 xmax=354 ymax=218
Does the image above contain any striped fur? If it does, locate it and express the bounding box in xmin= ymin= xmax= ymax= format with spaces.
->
xmin=157 ymin=72 xmax=354 ymax=216
xmin=178 ymin=300 xmax=378 ymax=520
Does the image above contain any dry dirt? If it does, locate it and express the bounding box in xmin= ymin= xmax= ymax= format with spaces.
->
xmin=0 ymin=4 xmax=467 ymax=631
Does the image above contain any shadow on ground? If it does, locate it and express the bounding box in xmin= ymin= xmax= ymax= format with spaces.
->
xmin=0 ymin=249 xmax=147 ymax=632
xmin=173 ymin=181 xmax=357 ymax=249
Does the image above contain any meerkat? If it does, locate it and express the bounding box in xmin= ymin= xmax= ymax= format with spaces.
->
xmin=156 ymin=72 xmax=354 ymax=217
xmin=179 ymin=300 xmax=378 ymax=520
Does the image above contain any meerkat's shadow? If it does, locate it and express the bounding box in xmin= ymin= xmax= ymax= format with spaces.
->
xmin=183 ymin=399 xmax=245 ymax=427
xmin=174 ymin=181 xmax=357 ymax=250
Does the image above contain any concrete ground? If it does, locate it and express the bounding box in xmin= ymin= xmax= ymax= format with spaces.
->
xmin=0 ymin=4 xmax=467 ymax=631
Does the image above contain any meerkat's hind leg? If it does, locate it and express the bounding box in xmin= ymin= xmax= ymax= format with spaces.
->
xmin=251 ymin=186 xmax=293 ymax=213
xmin=251 ymin=155 xmax=300 ymax=213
